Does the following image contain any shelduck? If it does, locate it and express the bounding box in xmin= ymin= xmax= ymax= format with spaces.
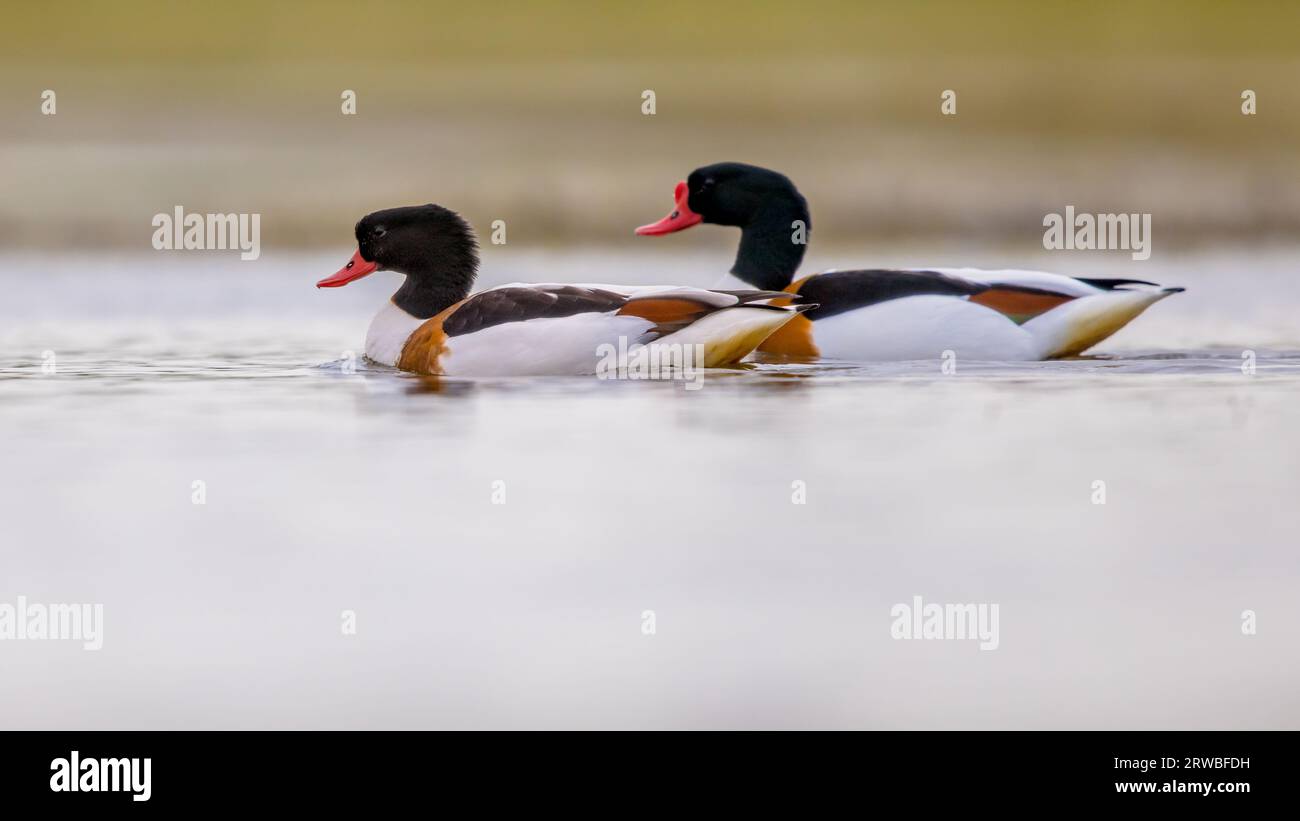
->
xmin=636 ymin=162 xmax=1183 ymax=360
xmin=317 ymin=204 xmax=804 ymax=375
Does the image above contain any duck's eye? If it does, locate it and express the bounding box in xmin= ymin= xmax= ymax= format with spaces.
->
xmin=346 ymin=260 xmax=355 ymax=269
xmin=670 ymin=210 xmax=680 ymax=219
xmin=372 ymin=226 xmax=387 ymax=238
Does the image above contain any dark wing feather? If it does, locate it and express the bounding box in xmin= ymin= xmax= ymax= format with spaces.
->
xmin=795 ymin=269 xmax=986 ymax=321
xmin=441 ymin=286 xmax=628 ymax=337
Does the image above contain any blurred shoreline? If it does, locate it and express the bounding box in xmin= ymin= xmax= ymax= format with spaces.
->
xmin=4 ymin=3 xmax=1299 ymax=248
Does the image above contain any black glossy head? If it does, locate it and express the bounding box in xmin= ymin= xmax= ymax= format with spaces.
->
xmin=357 ymin=204 xmax=477 ymax=279
xmin=321 ymin=204 xmax=479 ymax=319
xmin=650 ymin=162 xmax=811 ymax=291
xmin=684 ymin=162 xmax=807 ymax=230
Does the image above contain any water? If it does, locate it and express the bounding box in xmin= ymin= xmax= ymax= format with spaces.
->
xmin=2 ymin=247 xmax=1298 ymax=729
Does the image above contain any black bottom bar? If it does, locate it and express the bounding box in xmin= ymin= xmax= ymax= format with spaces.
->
xmin=2 ymin=730 xmax=1285 ymax=809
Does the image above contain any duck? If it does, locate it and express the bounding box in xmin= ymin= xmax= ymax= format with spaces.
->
xmin=635 ymin=162 xmax=1184 ymax=361
xmin=317 ymin=203 xmax=805 ymax=376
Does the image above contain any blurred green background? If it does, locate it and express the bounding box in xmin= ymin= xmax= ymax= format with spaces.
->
xmin=3 ymin=0 xmax=1298 ymax=249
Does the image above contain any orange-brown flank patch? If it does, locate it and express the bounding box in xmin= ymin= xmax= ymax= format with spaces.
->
xmin=616 ymin=297 xmax=711 ymax=331
xmin=757 ymin=277 xmax=819 ymax=357
xmin=397 ymin=300 xmax=464 ymax=374
xmin=969 ymin=288 xmax=1074 ymax=324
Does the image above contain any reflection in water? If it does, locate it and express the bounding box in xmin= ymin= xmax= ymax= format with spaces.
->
xmin=401 ymin=374 xmax=479 ymax=398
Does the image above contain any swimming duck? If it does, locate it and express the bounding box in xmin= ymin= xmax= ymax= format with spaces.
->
xmin=636 ymin=162 xmax=1183 ymax=360
xmin=318 ymin=204 xmax=803 ymax=375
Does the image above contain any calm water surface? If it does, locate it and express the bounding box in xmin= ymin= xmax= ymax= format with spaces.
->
xmin=1 ymin=247 xmax=1297 ymax=728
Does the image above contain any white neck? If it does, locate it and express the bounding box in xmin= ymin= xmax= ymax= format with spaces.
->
xmin=365 ymin=300 xmax=425 ymax=366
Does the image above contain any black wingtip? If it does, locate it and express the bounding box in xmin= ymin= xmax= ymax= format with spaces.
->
xmin=713 ymin=288 xmax=801 ymax=304
xmin=1076 ymin=277 xmax=1162 ymax=290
